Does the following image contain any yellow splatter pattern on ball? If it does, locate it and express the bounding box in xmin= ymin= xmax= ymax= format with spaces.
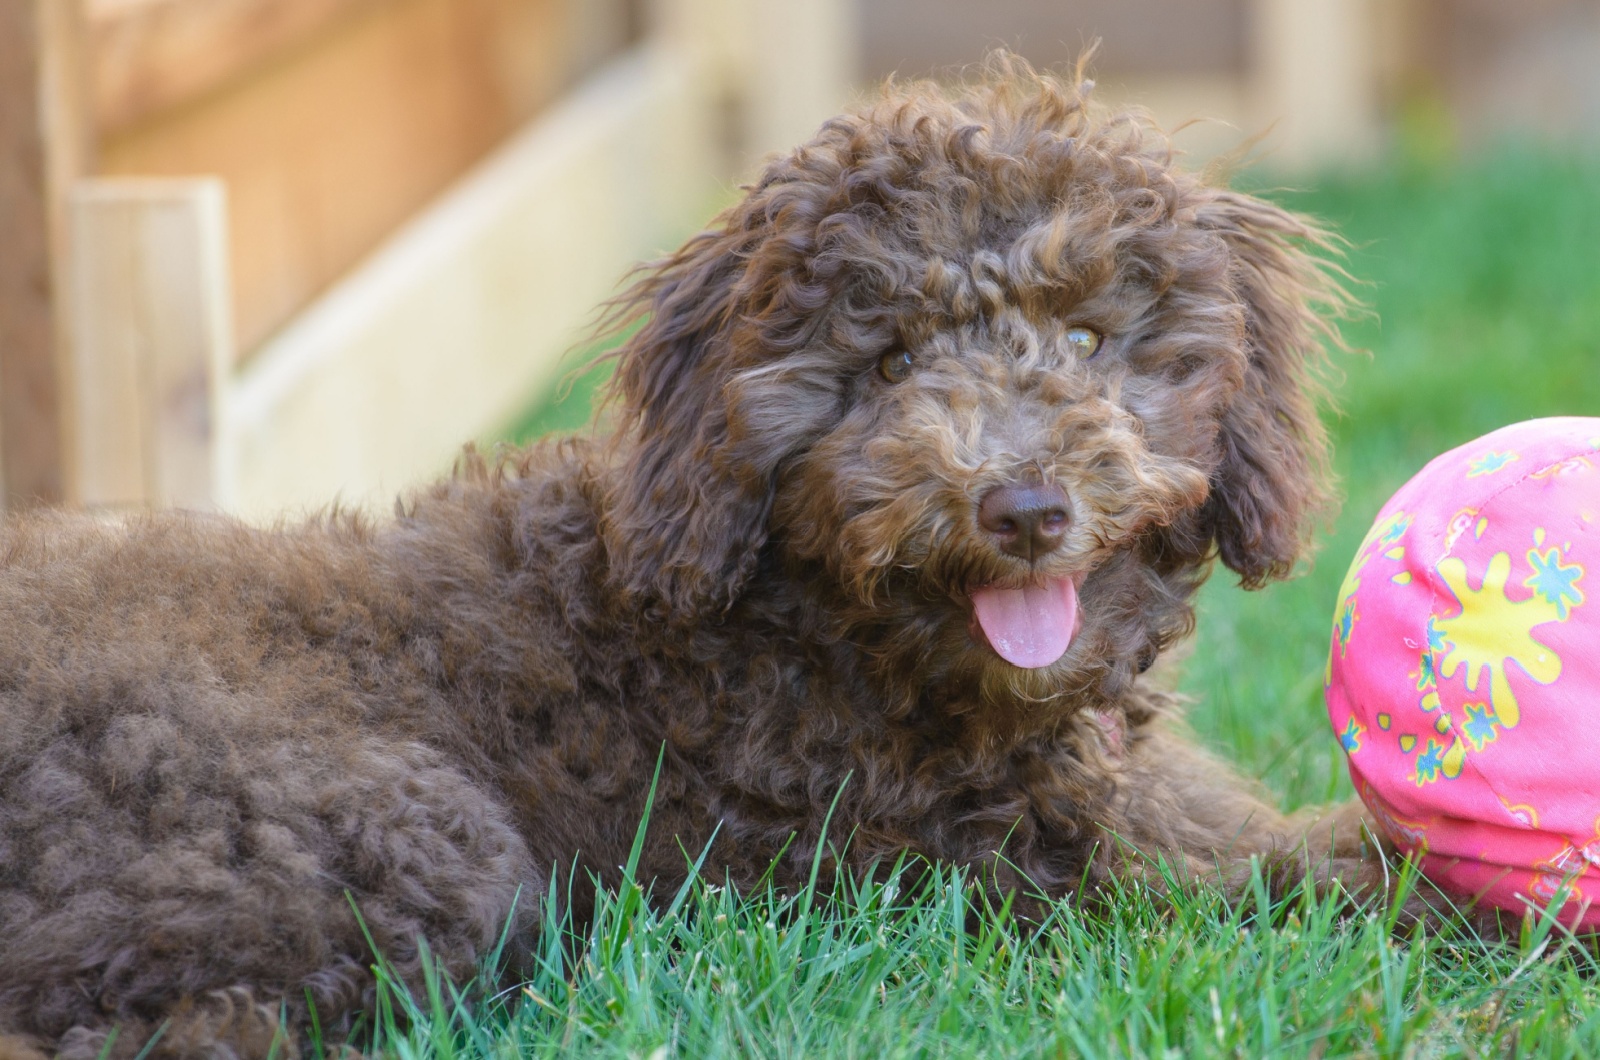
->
xmin=1433 ymin=550 xmax=1566 ymax=730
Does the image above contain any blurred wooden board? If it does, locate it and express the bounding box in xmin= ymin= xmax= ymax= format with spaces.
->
xmin=68 ymin=179 xmax=232 ymax=509
xmin=96 ymin=0 xmax=575 ymax=358
xmin=89 ymin=0 xmax=389 ymax=134
xmin=857 ymin=0 xmax=1248 ymax=81
xmin=0 ymin=0 xmax=93 ymax=506
xmin=220 ymin=46 xmax=720 ymax=519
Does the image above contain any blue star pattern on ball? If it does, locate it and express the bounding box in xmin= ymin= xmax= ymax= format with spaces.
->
xmin=1427 ymin=616 xmax=1446 ymax=653
xmin=1415 ymin=645 xmax=1436 ymax=691
xmin=1461 ymin=702 xmax=1501 ymax=752
xmin=1339 ymin=718 xmax=1364 ymax=754
xmin=1524 ymin=546 xmax=1584 ymax=619
xmin=1467 ymin=450 xmax=1518 ymax=477
xmin=1413 ymin=741 xmax=1446 ymax=784
xmin=1337 ymin=599 xmax=1357 ymax=650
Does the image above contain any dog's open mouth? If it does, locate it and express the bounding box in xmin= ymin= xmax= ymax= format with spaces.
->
xmin=967 ymin=575 xmax=1080 ymax=669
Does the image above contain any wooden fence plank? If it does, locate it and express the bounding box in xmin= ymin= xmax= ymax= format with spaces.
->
xmin=0 ymin=0 xmax=92 ymax=507
xmin=1250 ymin=0 xmax=1380 ymax=168
xmin=99 ymin=0 xmax=571 ymax=357
xmin=221 ymin=45 xmax=718 ymax=519
xmin=68 ymin=179 xmax=233 ymax=508
xmin=89 ymin=0 xmax=392 ymax=134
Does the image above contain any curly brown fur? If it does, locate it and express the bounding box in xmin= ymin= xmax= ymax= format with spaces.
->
xmin=0 ymin=55 xmax=1377 ymax=1056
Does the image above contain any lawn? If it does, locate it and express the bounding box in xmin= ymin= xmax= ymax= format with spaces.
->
xmin=398 ymin=148 xmax=1600 ymax=1057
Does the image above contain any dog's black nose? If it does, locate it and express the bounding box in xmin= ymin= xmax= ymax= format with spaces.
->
xmin=977 ymin=483 xmax=1071 ymax=561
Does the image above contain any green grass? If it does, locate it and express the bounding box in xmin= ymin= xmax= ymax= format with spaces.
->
xmin=391 ymin=148 xmax=1600 ymax=1057
xmin=356 ymin=856 xmax=1600 ymax=1058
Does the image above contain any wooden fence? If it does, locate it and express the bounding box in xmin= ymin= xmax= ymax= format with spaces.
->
xmin=3 ymin=0 xmax=854 ymax=518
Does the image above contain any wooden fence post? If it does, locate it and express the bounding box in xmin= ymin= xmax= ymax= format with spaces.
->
xmin=68 ymin=180 xmax=233 ymax=509
xmin=1251 ymin=0 xmax=1380 ymax=169
xmin=656 ymin=0 xmax=855 ymax=178
xmin=0 ymin=0 xmax=93 ymax=507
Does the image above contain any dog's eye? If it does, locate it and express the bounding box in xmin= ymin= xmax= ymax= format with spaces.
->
xmin=878 ymin=349 xmax=914 ymax=383
xmin=1066 ymin=326 xmax=1103 ymax=359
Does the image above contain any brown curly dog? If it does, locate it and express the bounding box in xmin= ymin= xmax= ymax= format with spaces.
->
xmin=0 ymin=57 xmax=1373 ymax=1057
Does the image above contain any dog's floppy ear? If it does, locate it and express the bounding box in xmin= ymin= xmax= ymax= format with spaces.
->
xmin=599 ymin=213 xmax=779 ymax=624
xmin=1195 ymin=189 xmax=1344 ymax=588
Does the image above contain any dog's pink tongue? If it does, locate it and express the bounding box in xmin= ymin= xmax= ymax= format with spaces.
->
xmin=970 ymin=577 xmax=1079 ymax=669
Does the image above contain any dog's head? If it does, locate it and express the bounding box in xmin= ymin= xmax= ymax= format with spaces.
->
xmin=600 ymin=57 xmax=1344 ymax=709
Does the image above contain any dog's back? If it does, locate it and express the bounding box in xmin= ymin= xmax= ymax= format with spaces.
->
xmin=0 ymin=448 xmax=624 ymax=1055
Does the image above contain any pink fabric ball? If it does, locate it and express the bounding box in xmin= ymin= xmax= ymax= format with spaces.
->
xmin=1326 ymin=417 xmax=1600 ymax=926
